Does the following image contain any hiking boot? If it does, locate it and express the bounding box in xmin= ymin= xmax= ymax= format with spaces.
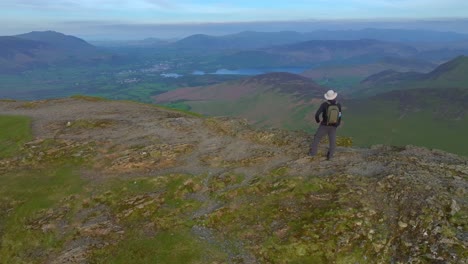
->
xmin=326 ymin=152 xmax=332 ymax=160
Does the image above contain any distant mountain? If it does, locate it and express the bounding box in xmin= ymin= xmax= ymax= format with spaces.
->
xmin=15 ymin=31 xmax=96 ymax=51
xmin=269 ymin=39 xmax=417 ymax=59
xmin=303 ymin=28 xmax=468 ymax=43
xmin=90 ymin=38 xmax=169 ymax=47
xmin=173 ymin=31 xmax=308 ymax=50
xmin=214 ymin=39 xmax=420 ymax=69
xmin=172 ymin=29 xmax=468 ymax=51
xmin=0 ymin=31 xmax=111 ymax=73
xmin=154 ymin=72 xmax=328 ymax=130
xmin=302 ymin=57 xmax=436 ymax=88
xmin=355 ymin=56 xmax=468 ymax=96
xmin=174 ymin=34 xmax=229 ymax=50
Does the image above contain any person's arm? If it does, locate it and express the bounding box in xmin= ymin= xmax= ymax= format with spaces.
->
xmin=337 ymin=103 xmax=342 ymax=127
xmin=315 ymin=103 xmax=325 ymax=123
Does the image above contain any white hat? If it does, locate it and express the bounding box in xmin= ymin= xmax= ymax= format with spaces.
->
xmin=324 ymin=90 xmax=338 ymax=100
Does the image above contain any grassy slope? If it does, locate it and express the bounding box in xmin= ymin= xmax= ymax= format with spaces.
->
xmin=0 ymin=167 xmax=85 ymax=262
xmin=340 ymin=100 xmax=468 ymax=156
xmin=0 ymin=115 xmax=32 ymax=157
xmin=185 ymin=91 xmax=320 ymax=132
xmin=0 ymin=142 xmax=226 ymax=263
xmin=353 ymin=56 xmax=468 ymax=97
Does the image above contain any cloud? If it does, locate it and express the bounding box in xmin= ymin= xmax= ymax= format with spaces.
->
xmin=1 ymin=0 xmax=467 ymax=30
xmin=0 ymin=0 xmax=176 ymax=10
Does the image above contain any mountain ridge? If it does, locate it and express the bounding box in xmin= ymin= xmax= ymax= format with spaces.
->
xmin=357 ymin=55 xmax=468 ymax=96
xmin=0 ymin=31 xmax=111 ymax=72
xmin=154 ymin=72 xmax=327 ymax=103
xmin=0 ymin=97 xmax=466 ymax=263
xmin=172 ymin=29 xmax=468 ymax=51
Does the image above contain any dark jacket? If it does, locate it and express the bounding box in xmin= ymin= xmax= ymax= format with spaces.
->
xmin=315 ymin=100 xmax=342 ymax=127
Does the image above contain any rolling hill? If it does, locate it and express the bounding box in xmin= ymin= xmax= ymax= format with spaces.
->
xmin=0 ymin=31 xmax=111 ymax=73
xmin=15 ymin=31 xmax=97 ymax=51
xmin=354 ymin=55 xmax=468 ymax=97
xmin=301 ymin=57 xmax=436 ymax=90
xmin=212 ymin=39 xmax=420 ymax=69
xmin=267 ymin=39 xmax=418 ymax=63
xmin=336 ymin=56 xmax=468 ymax=156
xmin=172 ymin=29 xmax=468 ymax=51
xmin=173 ymin=31 xmax=312 ymax=50
xmin=154 ymin=72 xmax=328 ymax=130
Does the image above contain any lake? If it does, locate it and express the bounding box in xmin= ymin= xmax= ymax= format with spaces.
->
xmin=165 ymin=67 xmax=311 ymax=78
xmin=161 ymin=73 xmax=183 ymax=78
xmin=192 ymin=67 xmax=310 ymax=76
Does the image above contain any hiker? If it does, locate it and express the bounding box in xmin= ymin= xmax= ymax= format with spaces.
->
xmin=309 ymin=90 xmax=342 ymax=160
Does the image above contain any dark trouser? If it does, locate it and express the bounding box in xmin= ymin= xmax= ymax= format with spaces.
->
xmin=309 ymin=125 xmax=337 ymax=159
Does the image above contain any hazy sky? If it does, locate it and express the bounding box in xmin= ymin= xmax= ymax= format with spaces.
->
xmin=1 ymin=0 xmax=468 ymax=39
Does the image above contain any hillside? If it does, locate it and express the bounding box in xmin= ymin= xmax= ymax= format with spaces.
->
xmin=215 ymin=39 xmax=420 ymax=69
xmin=340 ymin=87 xmax=468 ymax=156
xmin=15 ymin=31 xmax=96 ymax=51
xmin=172 ymin=31 xmax=312 ymax=52
xmin=0 ymin=97 xmax=466 ymax=263
xmin=154 ymin=70 xmax=468 ymax=156
xmin=172 ymin=29 xmax=468 ymax=51
xmin=266 ymin=39 xmax=417 ymax=62
xmin=0 ymin=31 xmax=110 ymax=73
xmin=355 ymin=55 xmax=468 ymax=97
xmin=154 ymin=72 xmax=327 ymax=130
xmin=301 ymin=57 xmax=436 ymax=90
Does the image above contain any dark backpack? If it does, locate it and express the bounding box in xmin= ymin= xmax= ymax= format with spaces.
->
xmin=326 ymin=102 xmax=340 ymax=125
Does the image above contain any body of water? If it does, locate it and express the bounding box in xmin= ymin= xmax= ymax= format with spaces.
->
xmin=211 ymin=67 xmax=310 ymax=76
xmin=163 ymin=67 xmax=311 ymax=78
xmin=161 ymin=73 xmax=183 ymax=78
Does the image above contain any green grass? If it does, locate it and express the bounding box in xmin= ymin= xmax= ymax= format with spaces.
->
xmin=187 ymin=91 xmax=318 ymax=132
xmin=91 ymin=229 xmax=226 ymax=264
xmin=155 ymin=104 xmax=204 ymax=118
xmin=284 ymin=103 xmax=319 ymax=133
xmin=70 ymin=95 xmax=108 ymax=102
xmin=316 ymin=76 xmax=362 ymax=91
xmin=88 ymin=174 xmax=227 ymax=263
xmin=0 ymin=115 xmax=32 ymax=157
xmin=163 ymin=101 xmax=192 ymax=112
xmin=341 ymin=100 xmax=468 ymax=156
xmin=0 ymin=167 xmax=86 ymax=263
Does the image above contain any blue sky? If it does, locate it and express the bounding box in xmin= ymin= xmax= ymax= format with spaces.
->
xmin=1 ymin=0 xmax=468 ymax=39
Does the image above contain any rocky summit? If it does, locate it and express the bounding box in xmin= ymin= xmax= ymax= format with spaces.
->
xmin=0 ymin=96 xmax=467 ymax=263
